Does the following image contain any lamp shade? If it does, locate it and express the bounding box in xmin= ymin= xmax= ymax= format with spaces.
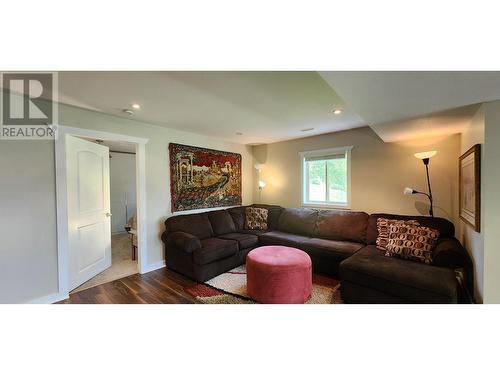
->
xmin=414 ymin=151 xmax=437 ymax=160
xmin=258 ymin=180 xmax=266 ymax=188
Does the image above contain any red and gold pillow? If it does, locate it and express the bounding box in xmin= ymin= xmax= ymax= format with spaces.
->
xmin=376 ymin=218 xmax=420 ymax=251
xmin=245 ymin=207 xmax=268 ymax=230
xmin=384 ymin=223 xmax=439 ymax=264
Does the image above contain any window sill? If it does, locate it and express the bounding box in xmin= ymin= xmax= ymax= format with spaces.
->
xmin=301 ymin=202 xmax=351 ymax=210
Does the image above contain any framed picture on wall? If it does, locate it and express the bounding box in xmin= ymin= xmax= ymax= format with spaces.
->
xmin=459 ymin=144 xmax=481 ymax=232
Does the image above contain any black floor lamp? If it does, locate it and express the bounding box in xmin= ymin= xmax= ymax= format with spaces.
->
xmin=404 ymin=151 xmax=437 ymax=217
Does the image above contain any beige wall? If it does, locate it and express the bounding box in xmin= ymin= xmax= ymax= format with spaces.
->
xmin=459 ymin=106 xmax=485 ymax=302
xmin=483 ymin=100 xmax=500 ymax=303
xmin=253 ymin=126 xmax=460 ymax=223
xmin=460 ymin=100 xmax=500 ymax=304
xmin=0 ymin=104 xmax=254 ymax=303
xmin=0 ymin=140 xmax=59 ymax=302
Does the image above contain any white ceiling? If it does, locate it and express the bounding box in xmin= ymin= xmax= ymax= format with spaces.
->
xmin=31 ymin=71 xmax=500 ymax=144
xmin=58 ymin=71 xmax=365 ymax=145
xmin=319 ymin=71 xmax=500 ymax=141
xmin=371 ymin=104 xmax=480 ymax=142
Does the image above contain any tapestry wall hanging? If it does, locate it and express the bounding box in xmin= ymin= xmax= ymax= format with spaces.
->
xmin=169 ymin=143 xmax=242 ymax=212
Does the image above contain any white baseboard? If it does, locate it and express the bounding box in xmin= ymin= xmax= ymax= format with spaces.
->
xmin=27 ymin=292 xmax=69 ymax=304
xmin=141 ymin=260 xmax=166 ymax=274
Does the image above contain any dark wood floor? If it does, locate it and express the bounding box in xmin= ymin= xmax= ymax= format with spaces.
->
xmin=58 ymin=268 xmax=199 ymax=304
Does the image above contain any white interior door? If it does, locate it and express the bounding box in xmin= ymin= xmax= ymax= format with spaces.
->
xmin=66 ymin=135 xmax=111 ymax=290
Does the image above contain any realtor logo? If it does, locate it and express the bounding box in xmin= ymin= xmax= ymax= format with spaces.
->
xmin=1 ymin=72 xmax=58 ymax=140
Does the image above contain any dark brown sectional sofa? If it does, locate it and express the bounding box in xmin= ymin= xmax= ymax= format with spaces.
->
xmin=161 ymin=204 xmax=472 ymax=303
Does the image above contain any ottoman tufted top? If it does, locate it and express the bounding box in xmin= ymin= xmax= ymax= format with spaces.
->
xmin=246 ymin=246 xmax=311 ymax=270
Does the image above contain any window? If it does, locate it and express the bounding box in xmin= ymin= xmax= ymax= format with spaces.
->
xmin=300 ymin=146 xmax=352 ymax=208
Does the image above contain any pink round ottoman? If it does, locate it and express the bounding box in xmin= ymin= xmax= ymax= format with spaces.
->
xmin=246 ymin=246 xmax=312 ymax=304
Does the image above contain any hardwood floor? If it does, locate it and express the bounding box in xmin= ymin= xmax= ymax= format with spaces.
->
xmin=59 ymin=268 xmax=199 ymax=304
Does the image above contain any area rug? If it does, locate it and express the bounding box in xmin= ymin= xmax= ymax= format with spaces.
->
xmin=184 ymin=265 xmax=343 ymax=304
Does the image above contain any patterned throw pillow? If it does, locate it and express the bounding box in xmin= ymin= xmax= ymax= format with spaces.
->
xmin=245 ymin=207 xmax=268 ymax=230
xmin=384 ymin=223 xmax=440 ymax=264
xmin=376 ymin=218 xmax=420 ymax=251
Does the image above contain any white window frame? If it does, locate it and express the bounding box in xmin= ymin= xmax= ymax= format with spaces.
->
xmin=299 ymin=146 xmax=353 ymax=209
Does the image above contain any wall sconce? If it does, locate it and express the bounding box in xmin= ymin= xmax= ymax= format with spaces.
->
xmin=404 ymin=150 xmax=437 ymax=217
xmin=257 ymin=180 xmax=266 ymax=203
xmin=254 ymin=163 xmax=265 ymax=172
xmin=255 ymin=164 xmax=266 ymax=202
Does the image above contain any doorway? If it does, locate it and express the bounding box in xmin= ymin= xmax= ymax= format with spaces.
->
xmin=70 ymin=138 xmax=139 ymax=293
xmin=55 ymin=126 xmax=149 ymax=300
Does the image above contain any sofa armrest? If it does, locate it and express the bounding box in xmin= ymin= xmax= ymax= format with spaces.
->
xmin=433 ymin=238 xmax=472 ymax=270
xmin=162 ymin=231 xmax=202 ymax=253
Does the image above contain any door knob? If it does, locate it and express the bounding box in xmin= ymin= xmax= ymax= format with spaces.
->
xmin=106 ymin=212 xmax=112 ymax=217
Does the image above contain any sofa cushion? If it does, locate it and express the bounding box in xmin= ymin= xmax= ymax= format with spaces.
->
xmin=225 ymin=205 xmax=285 ymax=232
xmin=227 ymin=206 xmax=246 ymax=230
xmin=251 ymin=204 xmax=283 ymax=230
xmin=278 ymin=208 xmax=318 ymax=236
xmin=237 ymin=229 xmax=269 ymax=237
xmin=218 ymin=232 xmax=259 ymax=250
xmin=193 ymin=238 xmax=238 ymax=265
xmin=245 ymin=207 xmax=268 ymax=230
xmin=385 ymin=223 xmax=439 ymax=264
xmin=339 ymin=245 xmax=458 ymax=303
xmin=208 ymin=210 xmax=236 ymax=235
xmin=259 ymin=230 xmax=310 ymax=248
xmin=376 ymin=218 xmax=420 ymax=251
xmin=314 ymin=209 xmax=368 ymax=243
xmin=302 ymin=237 xmax=364 ymax=261
xmin=367 ymin=213 xmax=454 ymax=245
xmin=165 ymin=213 xmax=214 ymax=240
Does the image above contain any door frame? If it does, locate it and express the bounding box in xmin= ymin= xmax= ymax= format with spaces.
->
xmin=55 ymin=125 xmax=149 ymax=299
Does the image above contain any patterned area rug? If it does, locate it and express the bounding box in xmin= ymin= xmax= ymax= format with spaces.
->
xmin=184 ymin=265 xmax=343 ymax=304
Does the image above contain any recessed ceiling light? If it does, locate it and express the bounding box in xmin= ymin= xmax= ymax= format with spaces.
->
xmin=123 ymin=109 xmax=134 ymax=115
xmin=333 ymin=108 xmax=343 ymax=115
xmin=301 ymin=128 xmax=314 ymax=132
xmin=131 ymin=103 xmax=141 ymax=109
